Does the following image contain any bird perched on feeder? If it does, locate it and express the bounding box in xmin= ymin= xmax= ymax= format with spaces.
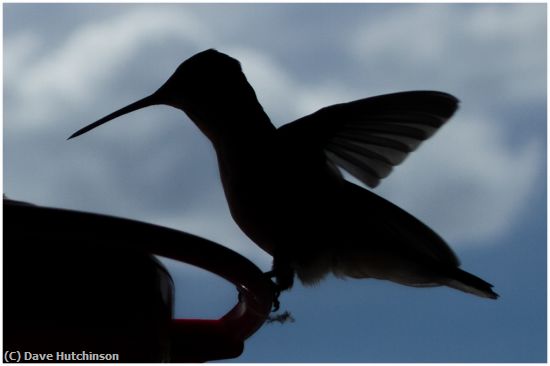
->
xmin=69 ymin=49 xmax=498 ymax=302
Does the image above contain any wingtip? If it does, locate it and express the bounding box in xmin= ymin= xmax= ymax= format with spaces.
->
xmin=442 ymin=92 xmax=460 ymax=108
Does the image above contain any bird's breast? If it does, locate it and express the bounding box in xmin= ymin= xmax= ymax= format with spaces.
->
xmin=219 ymin=161 xmax=296 ymax=255
xmin=214 ymin=143 xmax=327 ymax=256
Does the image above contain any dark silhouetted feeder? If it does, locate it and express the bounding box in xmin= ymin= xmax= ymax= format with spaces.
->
xmin=3 ymin=198 xmax=275 ymax=362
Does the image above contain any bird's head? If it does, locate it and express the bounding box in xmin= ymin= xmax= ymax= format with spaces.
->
xmin=68 ymin=49 xmax=263 ymax=140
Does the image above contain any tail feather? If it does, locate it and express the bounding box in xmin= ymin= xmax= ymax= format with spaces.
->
xmin=447 ymin=268 xmax=499 ymax=299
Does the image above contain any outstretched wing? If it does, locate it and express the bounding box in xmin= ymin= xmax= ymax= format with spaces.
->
xmin=277 ymin=91 xmax=459 ymax=188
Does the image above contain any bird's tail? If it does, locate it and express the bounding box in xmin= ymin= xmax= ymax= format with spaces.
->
xmin=446 ymin=268 xmax=499 ymax=299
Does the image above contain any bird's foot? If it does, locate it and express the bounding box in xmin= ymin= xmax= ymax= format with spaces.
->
xmin=263 ymin=272 xmax=295 ymax=323
xmin=265 ymin=260 xmax=294 ymax=312
xmin=264 ymin=270 xmax=282 ymax=312
xmin=273 ymin=290 xmax=281 ymax=312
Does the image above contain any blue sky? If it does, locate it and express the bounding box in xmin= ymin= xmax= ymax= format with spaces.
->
xmin=3 ymin=3 xmax=546 ymax=362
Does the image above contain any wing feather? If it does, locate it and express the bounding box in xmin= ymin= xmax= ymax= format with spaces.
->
xmin=278 ymin=91 xmax=459 ymax=187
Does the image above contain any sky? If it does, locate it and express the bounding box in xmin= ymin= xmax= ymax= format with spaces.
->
xmin=3 ymin=3 xmax=547 ymax=362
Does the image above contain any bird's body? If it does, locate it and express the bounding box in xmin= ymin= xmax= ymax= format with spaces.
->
xmin=70 ymin=49 xmax=498 ymax=300
xmin=217 ymin=138 xmax=467 ymax=293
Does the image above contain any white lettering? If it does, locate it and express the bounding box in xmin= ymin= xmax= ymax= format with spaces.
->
xmin=56 ymin=351 xmax=119 ymax=361
xmin=23 ymin=352 xmax=53 ymax=361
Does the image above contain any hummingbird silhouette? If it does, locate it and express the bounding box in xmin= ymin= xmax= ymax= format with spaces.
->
xmin=69 ymin=49 xmax=498 ymax=302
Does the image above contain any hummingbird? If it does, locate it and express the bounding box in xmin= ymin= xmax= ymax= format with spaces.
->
xmin=69 ymin=49 xmax=498 ymax=302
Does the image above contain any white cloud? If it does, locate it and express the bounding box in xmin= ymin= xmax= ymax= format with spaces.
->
xmin=377 ymin=113 xmax=541 ymax=247
xmin=5 ymin=7 xmax=213 ymax=130
xmin=227 ymin=46 xmax=358 ymax=125
xmin=3 ymin=31 xmax=41 ymax=87
xmin=350 ymin=4 xmax=546 ymax=103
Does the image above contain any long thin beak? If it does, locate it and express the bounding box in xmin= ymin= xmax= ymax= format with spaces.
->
xmin=67 ymin=93 xmax=161 ymax=140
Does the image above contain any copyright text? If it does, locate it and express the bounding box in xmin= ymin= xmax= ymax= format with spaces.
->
xmin=4 ymin=351 xmax=119 ymax=362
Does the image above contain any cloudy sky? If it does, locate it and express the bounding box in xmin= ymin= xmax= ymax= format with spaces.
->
xmin=4 ymin=3 xmax=546 ymax=362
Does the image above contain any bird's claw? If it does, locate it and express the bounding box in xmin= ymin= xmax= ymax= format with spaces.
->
xmin=272 ymin=288 xmax=281 ymax=312
xmin=265 ymin=283 xmax=295 ymax=324
xmin=264 ymin=270 xmax=282 ymax=312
